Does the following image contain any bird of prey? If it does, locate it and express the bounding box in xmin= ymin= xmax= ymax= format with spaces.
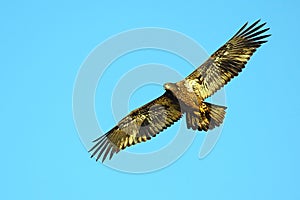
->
xmin=89 ymin=20 xmax=270 ymax=162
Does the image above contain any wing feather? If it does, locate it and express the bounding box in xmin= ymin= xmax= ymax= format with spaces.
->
xmin=187 ymin=19 xmax=270 ymax=100
xmin=89 ymin=91 xmax=182 ymax=162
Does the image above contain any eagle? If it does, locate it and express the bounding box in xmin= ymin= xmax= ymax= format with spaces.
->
xmin=89 ymin=20 xmax=270 ymax=162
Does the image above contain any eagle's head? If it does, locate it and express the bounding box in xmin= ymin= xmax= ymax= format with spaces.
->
xmin=163 ymin=82 xmax=178 ymax=92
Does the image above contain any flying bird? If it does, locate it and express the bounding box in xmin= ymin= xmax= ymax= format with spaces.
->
xmin=89 ymin=20 xmax=270 ymax=162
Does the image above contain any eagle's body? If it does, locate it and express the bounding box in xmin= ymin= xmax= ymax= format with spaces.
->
xmin=89 ymin=20 xmax=270 ymax=162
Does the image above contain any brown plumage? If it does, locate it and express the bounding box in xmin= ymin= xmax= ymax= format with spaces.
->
xmin=89 ymin=20 xmax=270 ymax=162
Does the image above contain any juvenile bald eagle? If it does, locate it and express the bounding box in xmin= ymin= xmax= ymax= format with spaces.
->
xmin=89 ymin=20 xmax=270 ymax=162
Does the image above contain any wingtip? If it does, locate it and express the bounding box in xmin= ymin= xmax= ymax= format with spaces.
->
xmin=255 ymin=19 xmax=261 ymax=23
xmin=264 ymin=34 xmax=272 ymax=39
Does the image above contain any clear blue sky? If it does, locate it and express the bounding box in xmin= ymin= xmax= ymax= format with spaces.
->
xmin=1 ymin=0 xmax=300 ymax=199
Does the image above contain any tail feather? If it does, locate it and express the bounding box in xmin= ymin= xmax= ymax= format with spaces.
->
xmin=185 ymin=102 xmax=227 ymax=131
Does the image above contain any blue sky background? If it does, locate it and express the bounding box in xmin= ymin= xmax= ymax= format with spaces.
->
xmin=1 ymin=0 xmax=300 ymax=199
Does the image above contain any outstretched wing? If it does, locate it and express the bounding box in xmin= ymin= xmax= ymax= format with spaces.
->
xmin=89 ymin=91 xmax=182 ymax=162
xmin=187 ymin=20 xmax=271 ymax=100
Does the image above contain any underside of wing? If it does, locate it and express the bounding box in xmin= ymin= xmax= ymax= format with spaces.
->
xmin=187 ymin=20 xmax=271 ymax=100
xmin=89 ymin=91 xmax=182 ymax=162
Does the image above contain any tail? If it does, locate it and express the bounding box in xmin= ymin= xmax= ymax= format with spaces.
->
xmin=185 ymin=102 xmax=227 ymax=131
